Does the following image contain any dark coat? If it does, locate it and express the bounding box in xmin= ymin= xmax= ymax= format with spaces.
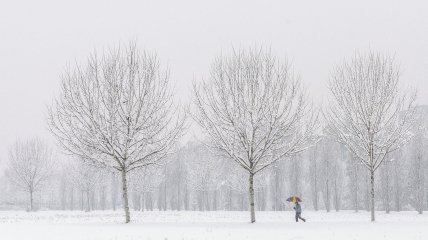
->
xmin=294 ymin=203 xmax=302 ymax=213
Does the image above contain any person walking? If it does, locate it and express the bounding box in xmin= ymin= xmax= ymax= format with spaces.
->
xmin=294 ymin=202 xmax=306 ymax=222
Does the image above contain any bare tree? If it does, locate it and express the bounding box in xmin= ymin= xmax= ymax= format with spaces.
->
xmin=192 ymin=47 xmax=317 ymax=223
xmin=6 ymin=138 xmax=54 ymax=211
xmin=325 ymin=51 xmax=416 ymax=221
xmin=48 ymin=43 xmax=186 ymax=223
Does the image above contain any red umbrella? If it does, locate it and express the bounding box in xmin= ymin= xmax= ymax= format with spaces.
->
xmin=286 ymin=196 xmax=302 ymax=203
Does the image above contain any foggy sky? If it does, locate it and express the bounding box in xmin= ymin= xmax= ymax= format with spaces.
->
xmin=1 ymin=0 xmax=428 ymax=173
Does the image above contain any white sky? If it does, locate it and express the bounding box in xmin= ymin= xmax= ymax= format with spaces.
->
xmin=1 ymin=0 xmax=428 ymax=172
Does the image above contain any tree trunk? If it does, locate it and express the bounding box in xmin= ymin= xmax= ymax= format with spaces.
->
xmin=70 ymin=187 xmax=74 ymax=211
xmin=383 ymin=161 xmax=390 ymax=214
xmin=274 ymin=165 xmax=280 ymax=211
xmin=61 ymin=185 xmax=66 ymax=210
xmin=312 ymin=149 xmax=319 ymax=211
xmin=370 ymin=170 xmax=375 ymax=222
xmin=142 ymin=192 xmax=146 ymax=211
xmin=334 ymin=180 xmax=340 ymax=212
xmin=394 ymin=163 xmax=401 ymax=212
xmin=86 ymin=191 xmax=90 ymax=212
xmin=249 ymin=172 xmax=256 ymax=223
xmin=100 ymin=187 xmax=106 ymax=210
xmin=81 ymin=191 xmax=84 ymax=211
xmin=163 ymin=180 xmax=167 ymax=211
xmin=354 ymin=187 xmax=359 ymax=213
xmin=213 ymin=190 xmax=217 ymax=211
xmin=91 ymin=191 xmax=95 ymax=210
xmin=29 ymin=190 xmax=34 ymax=212
xmin=325 ymin=179 xmax=330 ymax=212
xmin=149 ymin=193 xmax=154 ymax=211
xmin=177 ymin=177 xmax=181 ymax=211
xmin=111 ymin=173 xmax=117 ymax=211
xmin=354 ymin=162 xmax=359 ymax=212
xmin=121 ymin=169 xmax=131 ymax=223
xmin=228 ymin=188 xmax=232 ymax=211
xmin=184 ymin=187 xmax=189 ymax=211
xmin=198 ymin=190 xmax=203 ymax=211
xmin=205 ymin=190 xmax=210 ymax=211
xmin=313 ymin=181 xmax=318 ymax=211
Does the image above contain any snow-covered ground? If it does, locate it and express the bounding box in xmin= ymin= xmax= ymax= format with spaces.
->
xmin=0 ymin=210 xmax=426 ymax=240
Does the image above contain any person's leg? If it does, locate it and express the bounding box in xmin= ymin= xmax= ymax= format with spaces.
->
xmin=298 ymin=214 xmax=306 ymax=222
xmin=295 ymin=213 xmax=299 ymax=222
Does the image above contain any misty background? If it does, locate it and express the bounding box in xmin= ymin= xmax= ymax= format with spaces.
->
xmin=1 ymin=0 xmax=428 ymax=174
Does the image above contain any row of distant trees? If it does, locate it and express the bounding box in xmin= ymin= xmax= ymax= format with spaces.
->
xmin=3 ymin=133 xmax=427 ymax=216
xmin=3 ymin=43 xmax=420 ymax=223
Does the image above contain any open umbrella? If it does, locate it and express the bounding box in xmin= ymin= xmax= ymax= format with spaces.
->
xmin=286 ymin=196 xmax=302 ymax=203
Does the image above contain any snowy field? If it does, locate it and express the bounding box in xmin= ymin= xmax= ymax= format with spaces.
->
xmin=0 ymin=210 xmax=427 ymax=240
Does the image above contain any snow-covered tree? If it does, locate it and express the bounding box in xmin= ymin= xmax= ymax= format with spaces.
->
xmin=48 ymin=43 xmax=186 ymax=222
xmin=325 ymin=51 xmax=416 ymax=221
xmin=6 ymin=138 xmax=55 ymax=211
xmin=192 ymin=47 xmax=317 ymax=222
